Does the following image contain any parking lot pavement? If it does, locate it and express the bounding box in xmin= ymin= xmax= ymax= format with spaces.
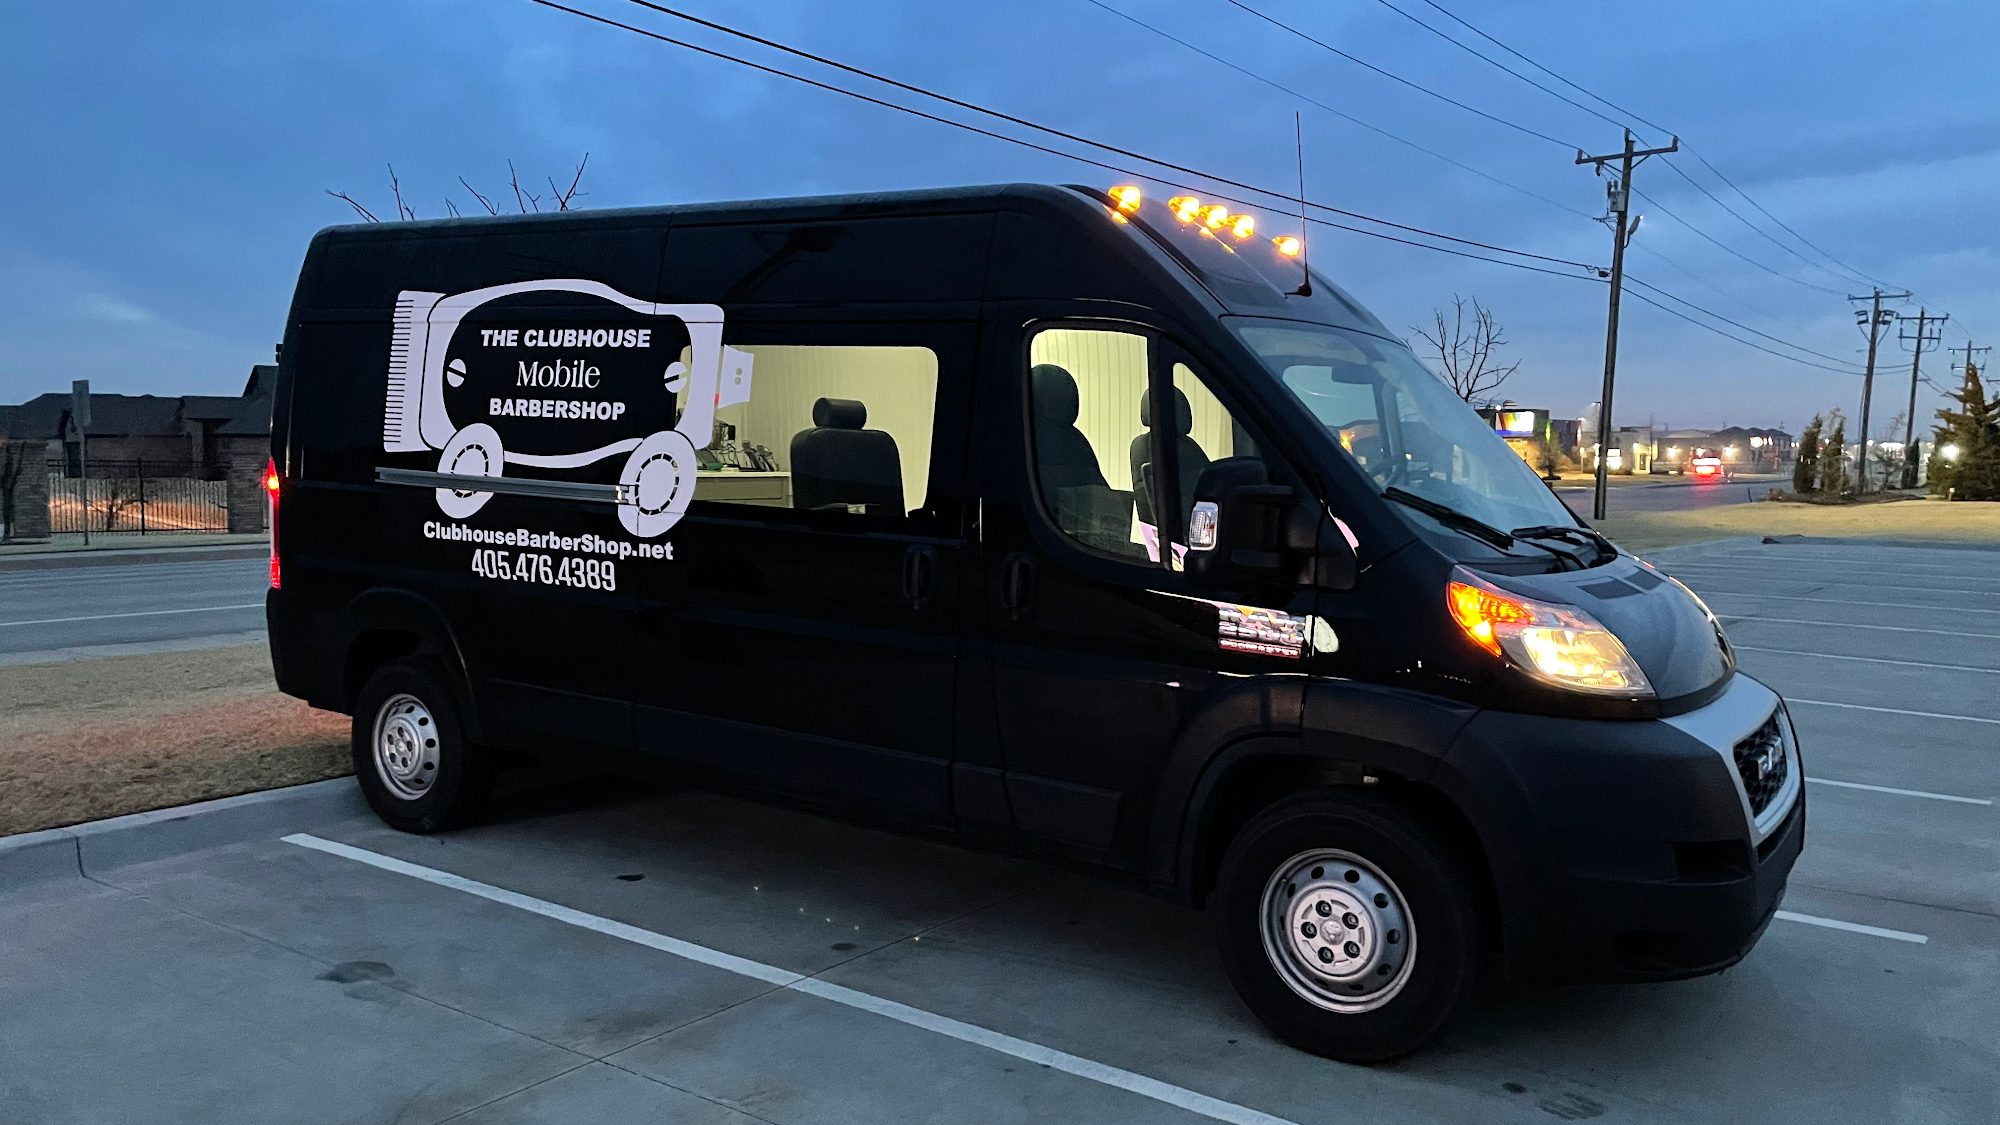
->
xmin=2 ymin=538 xmax=1995 ymax=1124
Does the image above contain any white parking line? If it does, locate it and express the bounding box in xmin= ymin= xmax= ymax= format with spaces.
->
xmin=1704 ymin=592 xmax=2000 ymax=615
xmin=283 ymin=834 xmax=1303 ymax=1125
xmin=1806 ymin=778 xmax=1993 ymax=806
xmin=1774 ymin=910 xmax=1929 ymax=944
xmin=1694 ymin=553 xmax=1987 ymax=570
xmin=0 ymin=603 xmax=264 ymax=627
xmin=1718 ymin=616 xmax=2000 ymax=640
xmin=1787 ymin=699 xmax=2000 ymax=726
xmin=1674 ymin=561 xmax=1998 ymax=582
xmin=1733 ymin=647 xmax=2000 ymax=675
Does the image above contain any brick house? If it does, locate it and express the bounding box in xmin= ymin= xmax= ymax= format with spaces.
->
xmin=0 ymin=365 xmax=274 ymax=539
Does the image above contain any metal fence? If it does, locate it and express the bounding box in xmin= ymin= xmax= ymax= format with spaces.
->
xmin=47 ymin=460 xmax=229 ymax=534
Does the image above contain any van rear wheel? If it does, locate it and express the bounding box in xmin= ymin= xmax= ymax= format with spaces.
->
xmin=1213 ymin=790 xmax=1479 ymax=1063
xmin=352 ymin=660 xmax=493 ymax=833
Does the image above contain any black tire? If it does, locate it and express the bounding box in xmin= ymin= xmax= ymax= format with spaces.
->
xmin=1212 ymin=789 xmax=1481 ymax=1063
xmin=351 ymin=659 xmax=494 ymax=833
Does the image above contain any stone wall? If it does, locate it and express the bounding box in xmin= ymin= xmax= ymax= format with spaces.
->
xmin=4 ymin=452 xmax=50 ymax=540
xmin=225 ymin=451 xmax=267 ymax=533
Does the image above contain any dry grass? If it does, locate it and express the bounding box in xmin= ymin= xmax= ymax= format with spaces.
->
xmin=0 ymin=645 xmax=350 ymax=836
xmin=1596 ymin=498 xmax=2000 ymax=553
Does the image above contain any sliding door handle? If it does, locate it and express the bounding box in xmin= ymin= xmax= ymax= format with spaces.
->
xmin=999 ymin=552 xmax=1035 ymax=621
xmin=902 ymin=544 xmax=936 ymax=610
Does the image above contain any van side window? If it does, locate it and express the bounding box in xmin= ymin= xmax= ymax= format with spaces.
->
xmin=1165 ymin=363 xmax=1262 ymax=562
xmin=1027 ymin=328 xmax=1153 ymax=561
xmin=674 ymin=345 xmax=939 ymax=517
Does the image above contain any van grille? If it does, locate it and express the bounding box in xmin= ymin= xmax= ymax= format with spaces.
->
xmin=1733 ymin=715 xmax=1788 ymax=816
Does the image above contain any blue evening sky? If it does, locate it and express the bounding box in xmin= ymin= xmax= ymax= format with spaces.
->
xmin=4 ymin=0 xmax=1994 ymax=434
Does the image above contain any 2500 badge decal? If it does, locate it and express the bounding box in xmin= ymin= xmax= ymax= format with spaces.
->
xmin=380 ymin=279 xmax=753 ymax=540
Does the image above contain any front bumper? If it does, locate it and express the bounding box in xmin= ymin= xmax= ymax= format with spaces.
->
xmin=1440 ymin=674 xmax=1805 ymax=983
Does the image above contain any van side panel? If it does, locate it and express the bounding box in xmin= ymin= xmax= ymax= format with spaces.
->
xmin=278 ymin=218 xmax=673 ymax=755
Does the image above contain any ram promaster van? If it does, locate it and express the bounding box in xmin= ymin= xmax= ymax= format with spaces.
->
xmin=266 ymin=184 xmax=1803 ymax=1061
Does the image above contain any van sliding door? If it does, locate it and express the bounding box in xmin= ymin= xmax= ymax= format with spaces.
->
xmin=626 ymin=317 xmax=976 ymax=822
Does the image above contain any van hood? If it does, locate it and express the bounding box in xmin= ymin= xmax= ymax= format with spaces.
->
xmin=1483 ymin=557 xmax=1734 ymax=708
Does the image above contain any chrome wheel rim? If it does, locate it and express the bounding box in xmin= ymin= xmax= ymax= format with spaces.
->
xmin=1258 ymin=848 xmax=1416 ymax=1014
xmin=372 ymin=693 xmax=439 ymax=801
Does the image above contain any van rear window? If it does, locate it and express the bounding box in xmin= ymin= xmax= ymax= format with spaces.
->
xmin=673 ymin=344 xmax=939 ymax=519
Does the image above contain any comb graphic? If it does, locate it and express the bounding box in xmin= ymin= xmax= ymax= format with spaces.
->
xmin=384 ymin=290 xmax=443 ymax=452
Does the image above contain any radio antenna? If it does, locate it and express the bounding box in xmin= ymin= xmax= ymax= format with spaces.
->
xmin=1292 ymin=111 xmax=1312 ymax=297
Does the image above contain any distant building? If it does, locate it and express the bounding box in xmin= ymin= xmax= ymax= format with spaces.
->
xmin=1474 ymin=402 xmax=1561 ymax=474
xmin=1654 ymin=426 xmax=1793 ymax=474
xmin=1710 ymin=426 xmax=1793 ymax=472
xmin=1586 ymin=426 xmax=1655 ymax=475
xmin=1 ymin=365 xmax=273 ymax=474
xmin=0 ymin=365 xmax=274 ymax=536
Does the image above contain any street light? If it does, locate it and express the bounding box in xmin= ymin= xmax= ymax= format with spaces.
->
xmin=1942 ymin=444 xmax=1961 ymax=461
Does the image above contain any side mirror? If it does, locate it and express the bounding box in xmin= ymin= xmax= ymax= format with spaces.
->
xmin=1185 ymin=459 xmax=1358 ymax=593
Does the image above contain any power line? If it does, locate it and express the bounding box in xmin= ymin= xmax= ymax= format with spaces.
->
xmin=1222 ymin=0 xmax=1572 ymax=148
xmin=1679 ymin=146 xmax=1895 ymax=290
xmin=1367 ymin=0 xmax=1631 ymax=136
xmin=1622 ymin=277 xmax=1865 ymax=370
xmin=1653 ymin=157 xmax=1877 ymax=289
xmin=1080 ymin=0 xmax=1598 ymax=224
xmin=1383 ymin=0 xmax=1908 ymax=297
xmin=1222 ymin=0 xmax=1873 ymax=301
xmin=1623 ymin=290 xmax=1872 ymax=376
xmin=525 ymin=0 xmax=1599 ymax=275
xmin=1629 ymin=188 xmax=1846 ymax=295
xmin=525 ymin=0 xmax=1901 ymax=381
xmin=617 ymin=0 xmax=1596 ymax=267
xmin=1627 ymin=242 xmax=1791 ymax=326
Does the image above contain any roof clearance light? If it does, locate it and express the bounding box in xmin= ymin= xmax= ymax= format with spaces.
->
xmin=1109 ymin=185 xmax=1143 ymax=212
xmin=1273 ymin=235 xmax=1302 ymax=257
xmin=1446 ymin=568 xmax=1652 ymax=696
xmin=1228 ymin=214 xmax=1255 ymax=239
xmin=1199 ymin=204 xmax=1232 ymax=230
xmin=1169 ymin=195 xmax=1203 ymax=223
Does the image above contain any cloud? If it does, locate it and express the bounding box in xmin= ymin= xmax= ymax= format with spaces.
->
xmin=79 ymin=293 xmax=163 ymax=325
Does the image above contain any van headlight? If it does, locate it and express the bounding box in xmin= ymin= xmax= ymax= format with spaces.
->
xmin=1446 ymin=567 xmax=1653 ymax=696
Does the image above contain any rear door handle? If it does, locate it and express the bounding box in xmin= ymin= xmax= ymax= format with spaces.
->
xmin=999 ymin=552 xmax=1035 ymax=621
xmin=902 ymin=544 xmax=936 ymax=610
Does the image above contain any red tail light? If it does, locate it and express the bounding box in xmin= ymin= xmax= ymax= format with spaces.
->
xmin=266 ymin=458 xmax=281 ymax=589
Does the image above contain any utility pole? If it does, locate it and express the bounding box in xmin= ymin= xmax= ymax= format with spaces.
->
xmin=1891 ymin=310 xmax=1948 ymax=488
xmin=1923 ymin=340 xmax=1989 ymax=487
xmin=1577 ymin=130 xmax=1678 ymax=520
xmin=1846 ymin=289 xmax=1909 ymax=494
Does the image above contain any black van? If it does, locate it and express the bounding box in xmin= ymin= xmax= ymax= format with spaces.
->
xmin=266 ymin=183 xmax=1803 ymax=1061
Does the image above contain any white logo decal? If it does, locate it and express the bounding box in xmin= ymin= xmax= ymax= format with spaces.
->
xmin=383 ymin=279 xmax=753 ymax=538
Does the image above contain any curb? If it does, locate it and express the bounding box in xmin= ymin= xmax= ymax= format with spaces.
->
xmin=0 ymin=778 xmax=367 ymax=891
xmin=0 ymin=544 xmax=267 ymax=573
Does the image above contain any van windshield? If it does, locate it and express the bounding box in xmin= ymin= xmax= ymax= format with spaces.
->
xmin=1228 ymin=319 xmax=1577 ymax=534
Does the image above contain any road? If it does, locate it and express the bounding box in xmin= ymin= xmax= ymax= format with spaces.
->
xmin=2 ymin=540 xmax=1995 ymax=1123
xmin=1555 ymin=473 xmax=1780 ymax=516
xmin=0 ymin=557 xmax=268 ymax=664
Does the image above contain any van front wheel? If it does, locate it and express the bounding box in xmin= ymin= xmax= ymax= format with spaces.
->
xmin=1213 ymin=790 xmax=1479 ymax=1063
xmin=352 ymin=660 xmax=493 ymax=833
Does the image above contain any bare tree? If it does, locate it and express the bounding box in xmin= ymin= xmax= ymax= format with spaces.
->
xmin=327 ymin=155 xmax=589 ymax=222
xmin=1409 ymin=296 xmax=1522 ymax=404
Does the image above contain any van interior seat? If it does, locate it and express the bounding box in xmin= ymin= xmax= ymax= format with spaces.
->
xmin=1130 ymin=386 xmax=1209 ymax=527
xmin=1030 ymin=364 xmax=1135 ymax=547
xmin=790 ymin=397 xmax=904 ymax=514
xmin=1030 ymin=364 xmax=1106 ymax=490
